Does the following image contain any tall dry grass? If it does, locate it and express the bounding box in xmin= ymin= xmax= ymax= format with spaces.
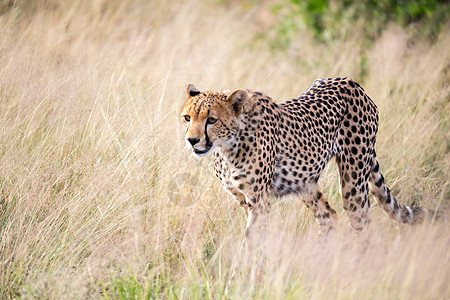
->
xmin=0 ymin=1 xmax=448 ymax=298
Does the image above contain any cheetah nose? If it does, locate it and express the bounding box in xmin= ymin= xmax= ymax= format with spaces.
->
xmin=187 ymin=138 xmax=200 ymax=146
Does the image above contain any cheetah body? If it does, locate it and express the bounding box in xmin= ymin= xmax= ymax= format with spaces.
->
xmin=181 ymin=77 xmax=430 ymax=234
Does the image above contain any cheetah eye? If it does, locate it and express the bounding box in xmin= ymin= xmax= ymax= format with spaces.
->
xmin=207 ymin=117 xmax=218 ymax=125
xmin=183 ymin=115 xmax=191 ymax=122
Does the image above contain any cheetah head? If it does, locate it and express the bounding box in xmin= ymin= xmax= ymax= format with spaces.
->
xmin=180 ymin=84 xmax=248 ymax=157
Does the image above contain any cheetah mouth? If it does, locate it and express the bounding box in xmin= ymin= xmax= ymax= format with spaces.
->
xmin=193 ymin=145 xmax=213 ymax=156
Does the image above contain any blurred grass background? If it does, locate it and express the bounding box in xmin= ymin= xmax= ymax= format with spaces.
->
xmin=0 ymin=0 xmax=448 ymax=298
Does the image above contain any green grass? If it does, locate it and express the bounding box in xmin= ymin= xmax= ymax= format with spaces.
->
xmin=0 ymin=1 xmax=448 ymax=299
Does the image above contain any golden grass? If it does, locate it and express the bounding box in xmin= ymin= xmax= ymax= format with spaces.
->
xmin=0 ymin=1 xmax=448 ymax=298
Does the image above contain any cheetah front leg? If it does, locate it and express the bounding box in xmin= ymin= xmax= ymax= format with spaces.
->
xmin=244 ymin=201 xmax=270 ymax=238
xmin=230 ymin=191 xmax=270 ymax=238
xmin=241 ymin=193 xmax=271 ymax=238
xmin=233 ymin=193 xmax=250 ymax=218
xmin=303 ymin=190 xmax=338 ymax=235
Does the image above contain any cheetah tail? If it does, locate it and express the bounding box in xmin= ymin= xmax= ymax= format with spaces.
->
xmin=368 ymin=157 xmax=439 ymax=225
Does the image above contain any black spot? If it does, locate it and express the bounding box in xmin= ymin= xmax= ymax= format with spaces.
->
xmin=344 ymin=173 xmax=350 ymax=182
xmin=350 ymin=203 xmax=357 ymax=212
xmin=375 ymin=174 xmax=384 ymax=187
xmin=385 ymin=190 xmax=391 ymax=204
xmin=373 ymin=161 xmax=379 ymax=173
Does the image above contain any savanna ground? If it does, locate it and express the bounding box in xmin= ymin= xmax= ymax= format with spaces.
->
xmin=0 ymin=0 xmax=449 ymax=299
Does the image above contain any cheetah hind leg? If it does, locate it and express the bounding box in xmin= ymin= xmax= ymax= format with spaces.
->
xmin=303 ymin=190 xmax=338 ymax=236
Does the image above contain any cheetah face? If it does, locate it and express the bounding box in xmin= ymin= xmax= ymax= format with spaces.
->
xmin=180 ymin=84 xmax=247 ymax=157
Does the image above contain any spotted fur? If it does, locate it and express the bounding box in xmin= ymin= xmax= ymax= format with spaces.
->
xmin=180 ymin=77 xmax=435 ymax=235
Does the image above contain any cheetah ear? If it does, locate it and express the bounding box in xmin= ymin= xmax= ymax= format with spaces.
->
xmin=225 ymin=89 xmax=248 ymax=116
xmin=186 ymin=84 xmax=201 ymax=98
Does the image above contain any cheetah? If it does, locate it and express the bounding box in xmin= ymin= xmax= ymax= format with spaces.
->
xmin=180 ymin=77 xmax=435 ymax=235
